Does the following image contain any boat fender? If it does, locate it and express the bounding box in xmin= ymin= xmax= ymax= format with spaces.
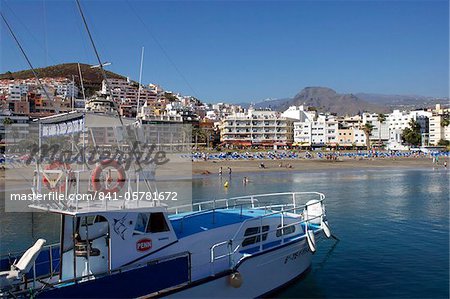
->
xmin=229 ymin=271 xmax=243 ymax=288
xmin=322 ymin=221 xmax=332 ymax=238
xmin=92 ymin=160 xmax=126 ymax=193
xmin=306 ymin=230 xmax=316 ymax=253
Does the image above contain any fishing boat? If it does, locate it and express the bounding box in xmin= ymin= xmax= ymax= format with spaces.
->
xmin=0 ymin=1 xmax=335 ymax=296
xmin=0 ymin=189 xmax=333 ymax=298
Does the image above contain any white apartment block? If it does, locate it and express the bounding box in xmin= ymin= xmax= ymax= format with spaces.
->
xmin=8 ymin=84 xmax=28 ymax=101
xmin=387 ymin=109 xmax=432 ymax=146
xmin=101 ymin=78 xmax=157 ymax=106
xmin=293 ymin=114 xmax=338 ymax=146
xmin=281 ymin=106 xmax=315 ymax=122
xmin=222 ymin=109 xmax=294 ymax=145
xmin=429 ymin=115 xmax=450 ymax=145
xmin=56 ymin=82 xmax=79 ymax=99
xmin=387 ymin=110 xmax=414 ymax=144
xmin=428 ymin=105 xmax=450 ymax=145
xmin=362 ymin=113 xmax=389 ymax=143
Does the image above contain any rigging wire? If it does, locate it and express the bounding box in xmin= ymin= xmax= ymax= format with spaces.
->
xmin=2 ymin=0 xmax=58 ymax=65
xmin=74 ymin=0 xmax=123 ymax=126
xmin=125 ymin=0 xmax=199 ymax=99
xmin=0 ymin=11 xmax=54 ymax=104
xmin=42 ymin=0 xmax=48 ymax=66
xmin=75 ymin=0 xmax=156 ymax=195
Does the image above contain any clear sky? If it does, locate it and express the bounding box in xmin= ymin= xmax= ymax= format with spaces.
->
xmin=1 ymin=0 xmax=448 ymax=103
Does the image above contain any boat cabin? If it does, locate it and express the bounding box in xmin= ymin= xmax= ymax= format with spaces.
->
xmin=58 ymin=207 xmax=178 ymax=281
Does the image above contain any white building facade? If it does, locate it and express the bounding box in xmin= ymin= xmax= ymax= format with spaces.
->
xmin=222 ymin=109 xmax=294 ymax=146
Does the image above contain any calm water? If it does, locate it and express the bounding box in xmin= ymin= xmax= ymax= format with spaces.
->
xmin=1 ymin=168 xmax=449 ymax=298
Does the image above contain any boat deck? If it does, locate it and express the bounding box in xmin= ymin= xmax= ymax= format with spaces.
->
xmin=169 ymin=209 xmax=273 ymax=239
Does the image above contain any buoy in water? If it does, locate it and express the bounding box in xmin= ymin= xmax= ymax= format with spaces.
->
xmin=229 ymin=271 xmax=243 ymax=288
xmin=322 ymin=220 xmax=331 ymax=238
xmin=224 ymin=181 xmax=229 ymax=188
xmin=306 ymin=229 xmax=316 ymax=253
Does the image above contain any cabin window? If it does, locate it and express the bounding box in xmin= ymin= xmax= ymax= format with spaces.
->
xmin=276 ymin=224 xmax=296 ymax=237
xmin=94 ymin=215 xmax=107 ymax=223
xmin=134 ymin=213 xmax=149 ymax=235
xmin=146 ymin=213 xmax=170 ymax=233
xmin=242 ymin=226 xmax=269 ymax=247
xmin=81 ymin=216 xmax=96 ymax=226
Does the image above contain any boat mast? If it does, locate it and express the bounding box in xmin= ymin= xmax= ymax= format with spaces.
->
xmin=72 ymin=75 xmax=75 ymax=111
xmin=75 ymin=0 xmax=123 ymax=125
xmin=77 ymin=62 xmax=86 ymax=102
xmin=136 ymin=46 xmax=144 ymax=120
xmin=75 ymin=0 xmax=156 ymax=198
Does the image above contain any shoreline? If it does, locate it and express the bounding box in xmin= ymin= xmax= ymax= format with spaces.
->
xmin=192 ymin=157 xmax=449 ymax=175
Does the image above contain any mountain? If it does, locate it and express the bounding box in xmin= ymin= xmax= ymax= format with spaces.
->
xmin=355 ymin=93 xmax=446 ymax=110
xmin=253 ymin=87 xmax=389 ymax=116
xmin=0 ymin=63 xmax=126 ymax=96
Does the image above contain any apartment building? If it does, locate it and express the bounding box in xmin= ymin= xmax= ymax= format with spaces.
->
xmin=293 ymin=114 xmax=338 ymax=147
xmin=56 ymin=82 xmax=79 ymax=99
xmin=101 ymin=78 xmax=157 ymax=106
xmin=362 ymin=113 xmax=389 ymax=144
xmin=222 ymin=109 xmax=294 ymax=146
xmin=428 ymin=105 xmax=450 ymax=145
xmin=387 ymin=109 xmax=432 ymax=147
xmin=336 ymin=126 xmax=366 ymax=148
xmin=0 ymin=114 xmax=30 ymax=144
xmin=8 ymin=84 xmax=28 ymax=101
xmin=281 ymin=105 xmax=316 ymax=122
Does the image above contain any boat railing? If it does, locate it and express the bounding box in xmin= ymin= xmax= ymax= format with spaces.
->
xmin=208 ymin=192 xmax=325 ymax=274
xmin=0 ymin=242 xmax=61 ymax=292
xmin=168 ymin=196 xmax=261 ymax=215
xmin=1 ymin=250 xmax=190 ymax=298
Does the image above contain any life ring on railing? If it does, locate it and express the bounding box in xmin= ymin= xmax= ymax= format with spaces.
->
xmin=42 ymin=161 xmax=75 ymax=192
xmin=91 ymin=160 xmax=126 ymax=194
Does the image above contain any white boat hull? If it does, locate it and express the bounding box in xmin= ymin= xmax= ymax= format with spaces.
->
xmin=170 ymin=239 xmax=312 ymax=298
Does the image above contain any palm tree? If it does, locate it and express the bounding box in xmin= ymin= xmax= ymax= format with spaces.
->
xmin=363 ymin=123 xmax=374 ymax=150
xmin=377 ymin=114 xmax=386 ymax=148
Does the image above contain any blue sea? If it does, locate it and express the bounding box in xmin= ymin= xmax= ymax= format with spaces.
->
xmin=1 ymin=168 xmax=449 ymax=298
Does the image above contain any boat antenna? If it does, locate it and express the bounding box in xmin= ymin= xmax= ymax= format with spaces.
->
xmin=74 ymin=0 xmax=123 ymax=125
xmin=0 ymin=12 xmax=54 ymax=104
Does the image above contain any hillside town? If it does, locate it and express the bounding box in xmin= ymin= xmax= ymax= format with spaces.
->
xmin=0 ymin=77 xmax=449 ymax=151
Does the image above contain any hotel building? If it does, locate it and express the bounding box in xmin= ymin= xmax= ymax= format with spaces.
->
xmin=222 ymin=109 xmax=294 ymax=146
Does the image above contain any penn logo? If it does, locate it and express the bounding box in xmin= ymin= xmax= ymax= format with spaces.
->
xmin=136 ymin=238 xmax=152 ymax=252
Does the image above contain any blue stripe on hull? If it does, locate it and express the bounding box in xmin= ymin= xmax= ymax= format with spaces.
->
xmin=37 ymin=256 xmax=189 ymax=298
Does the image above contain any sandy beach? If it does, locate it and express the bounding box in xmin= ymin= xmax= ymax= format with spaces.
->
xmin=192 ymin=156 xmax=448 ymax=175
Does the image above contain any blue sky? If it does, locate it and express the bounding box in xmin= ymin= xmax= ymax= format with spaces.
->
xmin=1 ymin=0 xmax=448 ymax=103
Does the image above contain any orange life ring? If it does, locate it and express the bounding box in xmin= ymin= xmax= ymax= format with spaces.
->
xmin=91 ymin=160 xmax=126 ymax=194
xmin=43 ymin=162 xmax=75 ymax=192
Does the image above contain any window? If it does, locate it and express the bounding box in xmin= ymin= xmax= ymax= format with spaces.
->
xmin=134 ymin=213 xmax=149 ymax=234
xmin=276 ymin=224 xmax=296 ymax=237
xmin=147 ymin=213 xmax=170 ymax=233
xmin=242 ymin=226 xmax=269 ymax=247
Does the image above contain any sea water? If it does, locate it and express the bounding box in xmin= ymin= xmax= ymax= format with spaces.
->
xmin=1 ymin=168 xmax=448 ymax=298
